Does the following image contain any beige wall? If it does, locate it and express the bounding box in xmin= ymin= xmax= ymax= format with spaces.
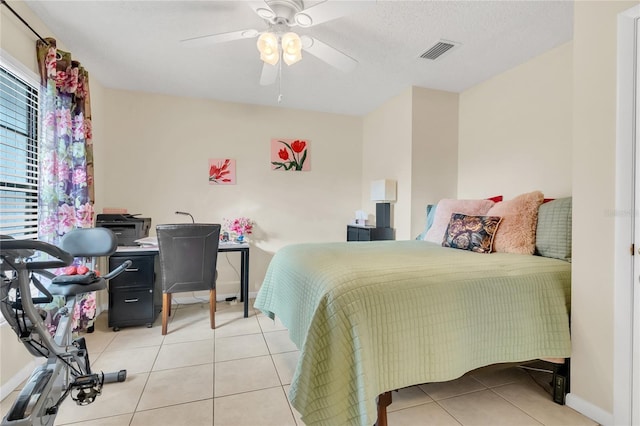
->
xmin=1 ymin=0 xmax=41 ymax=73
xmin=97 ymin=89 xmax=362 ymax=295
xmin=458 ymin=42 xmax=573 ymax=200
xmin=362 ymin=89 xmax=413 ymax=239
xmin=3 ymin=1 xmax=634 ymax=420
xmin=410 ymin=87 xmax=459 ymax=239
xmin=362 ymin=87 xmax=459 ymax=240
xmin=571 ymin=0 xmax=639 ymax=415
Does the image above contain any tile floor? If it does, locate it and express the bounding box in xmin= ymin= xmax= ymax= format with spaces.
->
xmin=1 ymin=298 xmax=598 ymax=426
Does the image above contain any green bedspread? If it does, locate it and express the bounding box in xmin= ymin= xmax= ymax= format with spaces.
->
xmin=254 ymin=240 xmax=571 ymax=426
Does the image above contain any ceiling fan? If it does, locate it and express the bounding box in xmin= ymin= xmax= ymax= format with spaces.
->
xmin=181 ymin=0 xmax=365 ymax=86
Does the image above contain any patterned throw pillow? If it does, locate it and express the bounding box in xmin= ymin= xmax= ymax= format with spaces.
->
xmin=442 ymin=213 xmax=503 ymax=253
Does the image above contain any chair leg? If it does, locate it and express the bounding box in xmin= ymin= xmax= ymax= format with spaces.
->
xmin=209 ymin=289 xmax=216 ymax=329
xmin=162 ymin=293 xmax=170 ymax=335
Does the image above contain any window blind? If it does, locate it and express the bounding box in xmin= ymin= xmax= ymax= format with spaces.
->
xmin=0 ymin=63 xmax=40 ymax=240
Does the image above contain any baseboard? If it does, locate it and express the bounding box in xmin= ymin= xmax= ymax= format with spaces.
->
xmin=0 ymin=358 xmax=40 ymax=401
xmin=566 ymin=393 xmax=614 ymax=426
xmin=98 ymin=292 xmax=258 ymax=311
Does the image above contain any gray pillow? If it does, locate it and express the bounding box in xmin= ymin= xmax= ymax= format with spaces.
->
xmin=535 ymin=197 xmax=572 ymax=261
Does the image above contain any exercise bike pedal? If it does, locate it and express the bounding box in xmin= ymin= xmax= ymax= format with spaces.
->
xmin=70 ymin=373 xmax=103 ymax=406
xmin=103 ymin=369 xmax=127 ymax=383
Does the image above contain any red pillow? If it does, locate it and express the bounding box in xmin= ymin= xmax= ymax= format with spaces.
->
xmin=486 ymin=195 xmax=503 ymax=203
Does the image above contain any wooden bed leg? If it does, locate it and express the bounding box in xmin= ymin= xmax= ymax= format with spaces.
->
xmin=375 ymin=392 xmax=392 ymax=426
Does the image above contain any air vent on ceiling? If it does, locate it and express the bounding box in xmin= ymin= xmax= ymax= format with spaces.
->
xmin=419 ymin=40 xmax=460 ymax=60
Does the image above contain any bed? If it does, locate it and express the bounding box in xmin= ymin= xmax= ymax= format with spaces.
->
xmin=254 ymin=194 xmax=572 ymax=426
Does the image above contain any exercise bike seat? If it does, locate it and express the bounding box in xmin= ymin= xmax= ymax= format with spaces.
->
xmin=47 ymin=228 xmax=119 ymax=298
xmin=49 ymin=274 xmax=107 ymax=297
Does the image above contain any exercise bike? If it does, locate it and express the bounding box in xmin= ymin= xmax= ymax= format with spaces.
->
xmin=0 ymin=228 xmax=132 ymax=426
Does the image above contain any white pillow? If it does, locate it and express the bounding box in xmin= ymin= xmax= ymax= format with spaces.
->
xmin=424 ymin=198 xmax=496 ymax=243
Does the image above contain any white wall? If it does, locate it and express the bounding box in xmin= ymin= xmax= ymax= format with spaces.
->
xmin=457 ymin=42 xmax=573 ymax=200
xmin=97 ymin=89 xmax=363 ymax=296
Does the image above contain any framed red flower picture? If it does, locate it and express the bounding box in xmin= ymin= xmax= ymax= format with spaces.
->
xmin=209 ymin=158 xmax=236 ymax=185
xmin=271 ymin=138 xmax=310 ymax=171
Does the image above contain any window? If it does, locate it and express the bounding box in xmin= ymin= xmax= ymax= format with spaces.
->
xmin=0 ymin=52 xmax=40 ymax=240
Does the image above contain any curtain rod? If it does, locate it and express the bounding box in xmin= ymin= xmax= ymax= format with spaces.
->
xmin=1 ymin=0 xmax=50 ymax=45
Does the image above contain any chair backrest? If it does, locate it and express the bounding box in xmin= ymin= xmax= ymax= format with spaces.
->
xmin=156 ymin=223 xmax=221 ymax=294
xmin=59 ymin=227 xmax=118 ymax=257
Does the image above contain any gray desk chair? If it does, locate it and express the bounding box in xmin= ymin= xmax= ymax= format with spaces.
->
xmin=156 ymin=224 xmax=221 ymax=335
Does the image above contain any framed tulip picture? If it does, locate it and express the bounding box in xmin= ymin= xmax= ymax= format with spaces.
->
xmin=271 ymin=138 xmax=310 ymax=171
xmin=209 ymin=158 xmax=236 ymax=184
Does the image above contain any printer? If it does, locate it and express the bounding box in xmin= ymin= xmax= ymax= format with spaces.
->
xmin=96 ymin=214 xmax=151 ymax=246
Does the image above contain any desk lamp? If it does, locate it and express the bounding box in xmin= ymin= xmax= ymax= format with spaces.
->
xmin=175 ymin=211 xmax=195 ymax=223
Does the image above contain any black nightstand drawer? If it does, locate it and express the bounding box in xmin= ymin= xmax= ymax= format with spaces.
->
xmin=346 ymin=225 xmax=394 ymax=241
xmin=109 ymin=255 xmax=154 ymax=289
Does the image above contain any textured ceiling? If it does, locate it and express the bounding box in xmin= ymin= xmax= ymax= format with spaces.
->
xmin=23 ymin=0 xmax=573 ymax=116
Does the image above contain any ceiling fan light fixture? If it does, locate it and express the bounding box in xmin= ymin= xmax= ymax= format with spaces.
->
xmin=256 ymin=7 xmax=275 ymax=19
xmin=294 ymin=12 xmax=313 ymax=27
xmin=281 ymin=32 xmax=302 ymax=65
xmin=257 ymin=32 xmax=280 ymax=65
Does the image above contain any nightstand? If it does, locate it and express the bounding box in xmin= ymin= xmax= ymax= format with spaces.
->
xmin=346 ymin=225 xmax=395 ymax=241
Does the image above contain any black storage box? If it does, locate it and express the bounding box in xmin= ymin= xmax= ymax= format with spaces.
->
xmin=96 ymin=214 xmax=151 ymax=246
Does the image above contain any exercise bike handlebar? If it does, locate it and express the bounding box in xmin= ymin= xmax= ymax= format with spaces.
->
xmin=0 ymin=239 xmax=73 ymax=270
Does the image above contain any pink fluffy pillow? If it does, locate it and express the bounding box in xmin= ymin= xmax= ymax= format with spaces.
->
xmin=486 ymin=191 xmax=544 ymax=254
xmin=424 ymin=198 xmax=495 ymax=243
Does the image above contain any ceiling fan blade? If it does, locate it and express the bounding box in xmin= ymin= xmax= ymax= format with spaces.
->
xmin=260 ymin=62 xmax=278 ymax=86
xmin=294 ymin=0 xmax=372 ymax=27
xmin=300 ymin=35 xmax=357 ymax=73
xmin=181 ymin=29 xmax=260 ymax=47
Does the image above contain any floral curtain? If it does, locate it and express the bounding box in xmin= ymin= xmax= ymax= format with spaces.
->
xmin=36 ymin=38 xmax=96 ymax=333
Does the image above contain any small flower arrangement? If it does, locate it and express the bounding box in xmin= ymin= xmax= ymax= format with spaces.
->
xmin=224 ymin=217 xmax=253 ymax=237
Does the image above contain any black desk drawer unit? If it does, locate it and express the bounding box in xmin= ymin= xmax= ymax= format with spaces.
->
xmin=108 ymin=252 xmax=157 ymax=331
xmin=109 ymin=288 xmax=154 ymax=325
xmin=346 ymin=225 xmax=394 ymax=241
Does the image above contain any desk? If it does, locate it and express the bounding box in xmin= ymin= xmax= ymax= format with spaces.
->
xmin=115 ymin=241 xmax=251 ymax=319
xmin=217 ymin=242 xmax=250 ymax=318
